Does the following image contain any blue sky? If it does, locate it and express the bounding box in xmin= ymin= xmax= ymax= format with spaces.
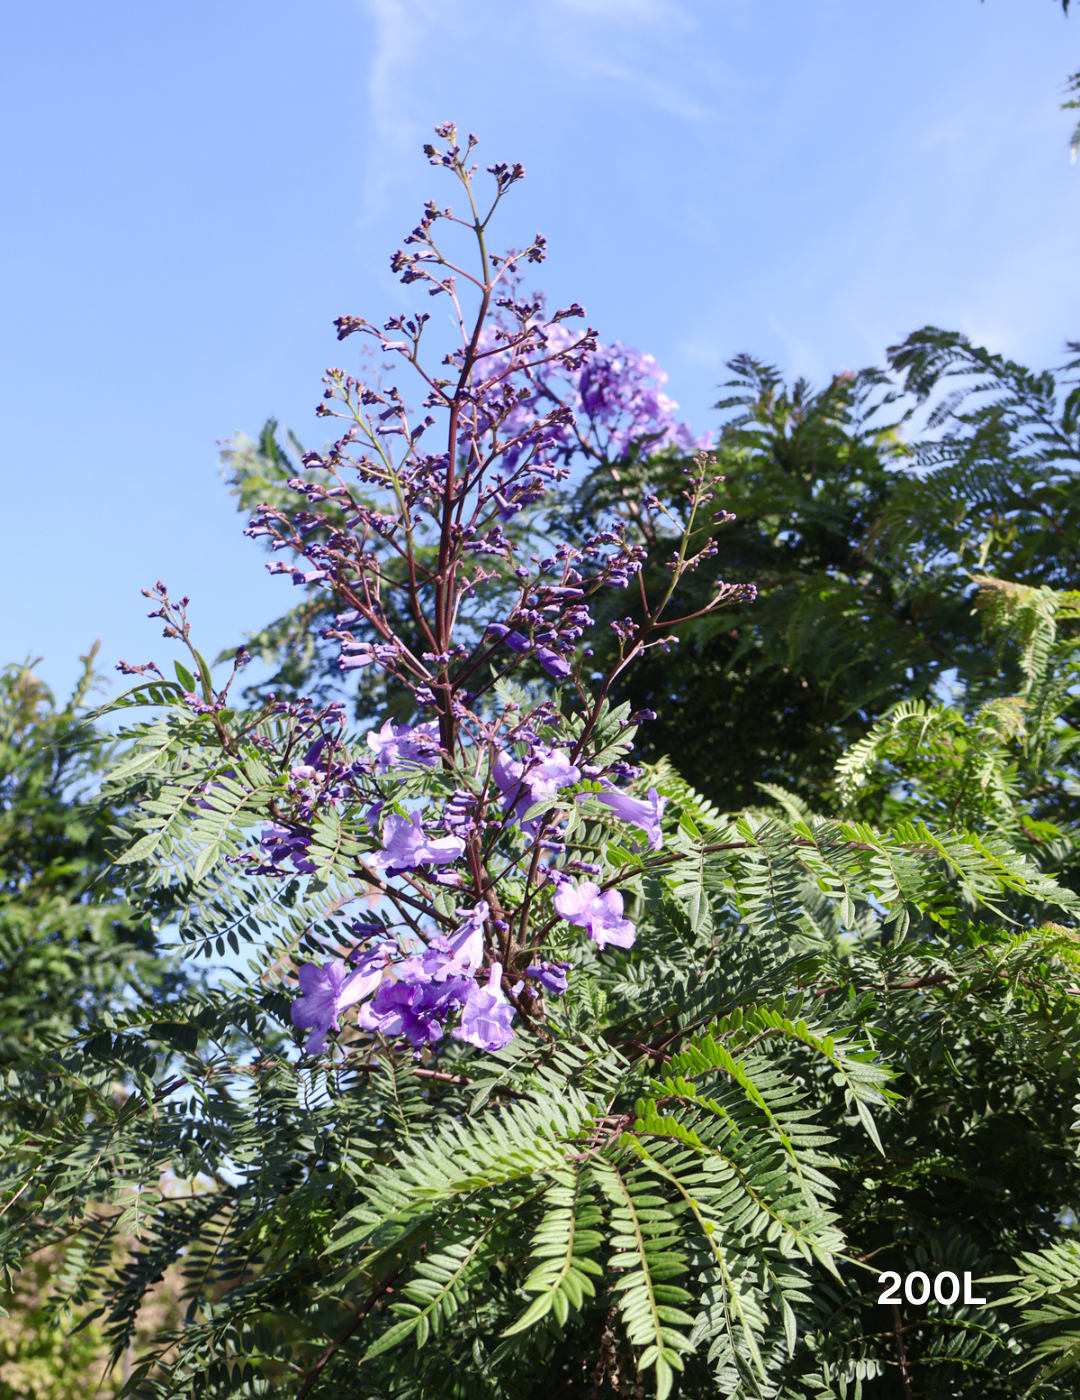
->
xmin=3 ymin=0 xmax=1077 ymax=701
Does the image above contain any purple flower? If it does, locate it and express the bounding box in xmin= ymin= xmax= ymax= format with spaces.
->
xmin=291 ymin=950 xmax=389 ymax=1054
xmin=525 ymin=961 xmax=570 ymax=995
xmin=358 ymin=979 xmax=465 ymax=1046
xmin=302 ymin=736 xmax=327 ymax=768
xmin=258 ymin=823 xmax=316 ymax=875
xmin=523 ymin=748 xmax=581 ymax=800
xmin=357 ymin=945 xmax=473 ymax=1046
xmin=493 ymin=745 xmax=578 ymax=799
xmin=493 ymin=744 xmax=581 ymax=832
xmin=366 ymin=719 xmax=440 ymax=772
xmin=480 ymin=325 xmax=710 ymax=471
xmin=359 ymin=982 xmax=440 ymax=1044
xmin=374 ymin=811 xmax=466 ymax=872
xmin=591 ymin=786 xmax=666 ymax=851
xmin=553 ymin=880 xmax=636 ymax=951
xmin=487 ymin=625 xmax=573 ymax=681
xmin=492 ymin=750 xmax=526 ymax=794
xmin=486 ymin=623 xmax=531 ymax=653
xmin=338 ymin=642 xmax=399 ymax=672
xmin=536 ymin=647 xmax=572 ymax=679
xmin=444 ymin=900 xmax=488 ymax=973
xmin=452 ymin=962 xmax=516 ymax=1051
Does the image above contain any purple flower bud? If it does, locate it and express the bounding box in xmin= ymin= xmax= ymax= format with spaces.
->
xmin=525 ymin=961 xmax=570 ymax=995
xmin=257 ymin=824 xmax=317 ymax=875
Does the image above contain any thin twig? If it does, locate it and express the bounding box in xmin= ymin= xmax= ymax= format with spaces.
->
xmin=891 ymin=1301 xmax=914 ymax=1400
xmin=295 ymin=1267 xmax=400 ymax=1400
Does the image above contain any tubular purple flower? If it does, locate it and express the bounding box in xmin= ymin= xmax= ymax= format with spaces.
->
xmin=291 ymin=950 xmax=389 ymax=1054
xmin=452 ymin=962 xmax=516 ymax=1051
xmin=493 ymin=744 xmax=580 ymax=832
xmin=591 ymin=786 xmax=666 ymax=850
xmin=524 ymin=748 xmax=581 ymax=799
xmin=525 ymin=961 xmax=569 ymax=995
xmin=356 ymin=942 xmax=475 ymax=1044
xmin=486 ymin=623 xmax=530 ymax=653
xmin=338 ymin=651 xmax=375 ymax=671
xmin=366 ymin=719 xmax=440 ymax=772
xmin=444 ymin=900 xmax=489 ymax=973
xmin=492 ymin=750 xmax=526 ymax=797
xmin=553 ymin=880 xmax=636 ymax=951
xmin=358 ymin=972 xmax=471 ymax=1046
xmin=536 ymin=647 xmax=572 ymax=679
xmin=374 ymin=811 xmax=466 ymax=872
xmin=303 ymin=736 xmax=327 ymax=768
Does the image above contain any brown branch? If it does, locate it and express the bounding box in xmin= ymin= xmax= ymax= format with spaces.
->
xmin=414 ymin=1067 xmax=472 ymax=1085
xmin=891 ymin=1302 xmax=914 ymax=1400
xmin=295 ymin=1266 xmax=400 ymax=1400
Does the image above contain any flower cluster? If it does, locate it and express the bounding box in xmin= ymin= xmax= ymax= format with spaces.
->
xmin=482 ymin=319 xmax=712 ymax=471
xmin=274 ymin=706 xmax=669 ymax=1049
xmin=142 ymin=126 xmax=754 ymax=1060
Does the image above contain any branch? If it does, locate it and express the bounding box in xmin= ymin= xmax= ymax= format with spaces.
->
xmin=892 ymin=1301 xmax=914 ymax=1400
xmin=295 ymin=1266 xmax=400 ymax=1400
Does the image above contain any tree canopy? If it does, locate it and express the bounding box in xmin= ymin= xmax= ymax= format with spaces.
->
xmin=0 ymin=648 xmax=173 ymax=1064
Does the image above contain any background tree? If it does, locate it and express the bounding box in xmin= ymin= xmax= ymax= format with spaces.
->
xmin=569 ymin=331 xmax=1080 ymax=816
xmin=0 ymin=652 xmax=184 ymax=1397
xmin=0 ymin=647 xmax=173 ymax=1063
xmin=231 ymin=331 xmax=1080 ymax=818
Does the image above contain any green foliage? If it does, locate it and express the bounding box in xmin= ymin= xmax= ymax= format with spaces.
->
xmin=0 ymin=651 xmax=187 ymax=1390
xmin=566 ymin=331 xmax=1080 ymax=821
xmin=1064 ymin=69 xmax=1080 ymax=162
xmin=0 ymin=649 xmax=172 ymax=1063
xmin=874 ymin=330 xmax=1080 ymax=588
xmin=1054 ymin=0 xmax=1079 ymax=161
xmin=566 ymin=353 xmax=978 ymax=810
xmin=7 ymin=596 xmax=1080 ymax=1396
xmin=7 ymin=324 xmax=1075 ymax=1396
xmin=993 ymin=1240 xmax=1080 ymax=1387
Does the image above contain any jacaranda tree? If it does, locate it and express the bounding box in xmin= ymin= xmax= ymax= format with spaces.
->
xmin=5 ymin=127 xmax=1080 ymax=1400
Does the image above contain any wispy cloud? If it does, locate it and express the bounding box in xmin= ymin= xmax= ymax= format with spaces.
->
xmin=573 ymin=56 xmax=715 ymax=122
xmin=542 ymin=0 xmax=719 ymax=121
xmin=361 ymin=0 xmax=441 ymax=222
xmin=552 ymin=0 xmax=691 ymax=27
xmin=361 ymin=0 xmax=722 ymax=164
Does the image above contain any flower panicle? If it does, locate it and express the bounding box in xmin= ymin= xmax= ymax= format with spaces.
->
xmin=134 ymin=124 xmax=755 ymax=1060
